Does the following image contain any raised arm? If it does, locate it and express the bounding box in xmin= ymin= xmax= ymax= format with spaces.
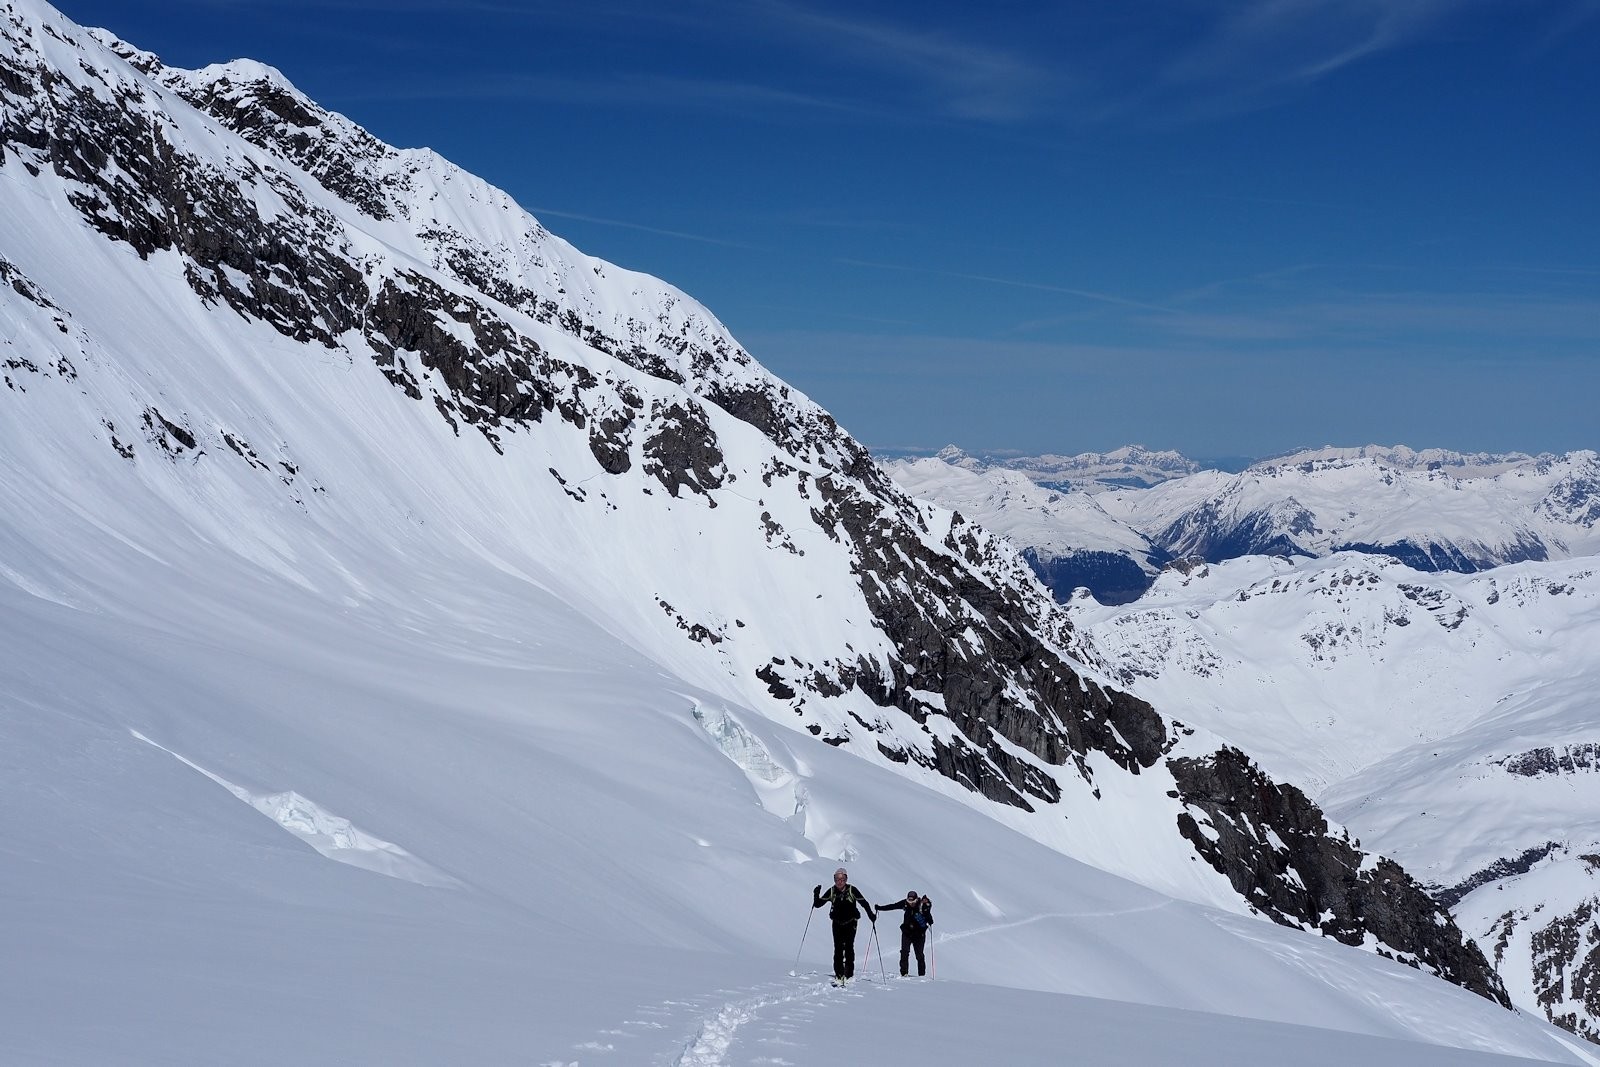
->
xmin=813 ymin=885 xmax=828 ymax=909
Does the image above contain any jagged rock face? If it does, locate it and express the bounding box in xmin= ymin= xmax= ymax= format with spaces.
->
xmin=781 ymin=484 xmax=1170 ymax=810
xmin=147 ymin=54 xmax=866 ymax=481
xmin=1498 ymin=746 xmax=1600 ymax=780
xmin=1542 ymin=462 xmax=1600 ymax=531
xmin=1531 ymin=901 xmax=1600 ymax=1040
xmin=1170 ymin=747 xmax=1508 ymax=1006
xmin=1437 ymin=843 xmax=1565 ymax=909
xmin=1482 ymin=889 xmax=1600 ymax=1042
xmin=0 ymin=0 xmax=1513 ymax=1012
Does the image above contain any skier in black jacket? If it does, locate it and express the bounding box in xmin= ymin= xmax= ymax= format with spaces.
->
xmin=877 ymin=890 xmax=933 ymax=976
xmin=813 ymin=867 xmax=875 ymax=982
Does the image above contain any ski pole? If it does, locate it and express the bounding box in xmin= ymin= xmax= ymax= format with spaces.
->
xmin=790 ymin=903 xmax=815 ymax=976
xmin=872 ymin=918 xmax=887 ymax=981
xmin=930 ymin=933 xmax=936 ymax=979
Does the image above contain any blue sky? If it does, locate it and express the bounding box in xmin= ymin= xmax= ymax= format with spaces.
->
xmin=58 ymin=0 xmax=1600 ymax=460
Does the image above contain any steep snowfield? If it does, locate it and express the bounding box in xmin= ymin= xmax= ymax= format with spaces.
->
xmin=1 ymin=0 xmax=1590 ymax=1061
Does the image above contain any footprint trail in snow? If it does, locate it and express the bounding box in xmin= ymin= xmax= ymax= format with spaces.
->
xmin=541 ymin=972 xmax=897 ymax=1066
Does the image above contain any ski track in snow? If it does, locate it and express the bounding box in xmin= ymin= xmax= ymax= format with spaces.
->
xmin=672 ymin=980 xmax=839 ymax=1067
xmin=934 ymin=899 xmax=1174 ymax=945
xmin=544 ymin=905 xmax=1177 ymax=1065
xmin=543 ymin=973 xmax=891 ymax=1067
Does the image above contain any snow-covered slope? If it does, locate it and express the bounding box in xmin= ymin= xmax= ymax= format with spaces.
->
xmin=4 ymin=566 xmax=1585 ymax=1064
xmin=1 ymin=0 xmax=1584 ymax=1060
xmin=1067 ymin=553 xmax=1600 ymax=1041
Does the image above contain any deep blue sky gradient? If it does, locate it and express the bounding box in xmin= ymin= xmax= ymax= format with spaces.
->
xmin=54 ymin=0 xmax=1600 ymax=459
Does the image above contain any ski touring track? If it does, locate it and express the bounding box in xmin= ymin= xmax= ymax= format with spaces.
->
xmin=540 ymin=901 xmax=1174 ymax=1065
xmin=540 ymin=972 xmax=892 ymax=1067
xmin=933 ymin=899 xmax=1174 ymax=946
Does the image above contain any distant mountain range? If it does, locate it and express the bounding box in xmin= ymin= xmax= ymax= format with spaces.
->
xmin=885 ymin=446 xmax=1600 ymax=604
xmin=927 ymin=444 xmax=1209 ymax=489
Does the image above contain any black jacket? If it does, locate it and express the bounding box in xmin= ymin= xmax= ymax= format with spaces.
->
xmin=878 ymin=898 xmax=933 ymax=933
xmin=814 ymin=883 xmax=875 ymax=923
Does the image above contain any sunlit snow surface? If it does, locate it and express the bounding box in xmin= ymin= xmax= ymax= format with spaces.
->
xmin=0 ymin=0 xmax=1595 ymax=1062
xmin=4 ymin=570 xmax=1593 ymax=1065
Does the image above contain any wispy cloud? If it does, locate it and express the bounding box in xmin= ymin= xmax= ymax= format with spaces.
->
xmin=529 ymin=207 xmax=753 ymax=249
xmin=840 ymin=258 xmax=1173 ymax=314
xmin=1146 ymin=288 xmax=1600 ymax=346
xmin=1164 ymin=0 xmax=1462 ymax=91
xmin=1112 ymin=0 xmax=1600 ymax=122
xmin=748 ymin=0 xmax=1060 ymax=121
xmin=337 ymin=70 xmax=876 ymax=118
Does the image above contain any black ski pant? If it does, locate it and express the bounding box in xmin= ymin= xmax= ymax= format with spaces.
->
xmin=899 ymin=927 xmax=927 ymax=976
xmin=831 ymin=919 xmax=858 ymax=979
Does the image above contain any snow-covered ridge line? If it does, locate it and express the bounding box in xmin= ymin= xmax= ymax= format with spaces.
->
xmin=139 ymin=39 xmax=864 ymax=474
xmin=1259 ymin=444 xmax=1550 ymax=477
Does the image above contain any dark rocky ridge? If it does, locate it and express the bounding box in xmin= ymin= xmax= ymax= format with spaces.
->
xmin=0 ymin=2 xmax=1511 ymax=1012
xmin=1170 ymin=747 xmax=1508 ymax=1005
xmin=1436 ymin=841 xmax=1566 ymax=909
xmin=1497 ymin=745 xmax=1600 ymax=780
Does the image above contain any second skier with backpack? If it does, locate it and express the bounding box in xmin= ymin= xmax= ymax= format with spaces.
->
xmin=877 ymin=890 xmax=934 ymax=976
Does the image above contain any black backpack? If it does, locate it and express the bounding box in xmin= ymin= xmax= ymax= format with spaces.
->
xmin=828 ymin=885 xmax=861 ymax=921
